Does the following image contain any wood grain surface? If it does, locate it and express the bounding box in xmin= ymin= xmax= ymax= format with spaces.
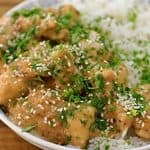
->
xmin=0 ymin=1 xmax=40 ymax=150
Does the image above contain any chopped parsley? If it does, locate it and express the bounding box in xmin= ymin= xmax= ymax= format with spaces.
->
xmin=140 ymin=68 xmax=150 ymax=84
xmin=57 ymin=13 xmax=73 ymax=28
xmin=59 ymin=109 xmax=74 ymax=127
xmin=80 ymin=119 xmax=88 ymax=126
xmin=91 ymin=118 xmax=108 ymax=131
xmin=114 ymin=84 xmax=148 ymax=117
xmin=108 ymin=50 xmax=122 ymax=67
xmin=70 ymin=23 xmax=89 ymax=44
xmin=3 ymin=27 xmax=36 ymax=63
xmin=91 ymin=96 xmax=107 ymax=113
xmin=131 ymin=51 xmax=150 ymax=84
xmin=131 ymin=92 xmax=148 ymax=116
xmin=22 ymin=124 xmax=37 ymax=132
xmin=128 ymin=8 xmax=138 ymax=23
xmin=92 ymin=74 xmax=105 ymax=91
xmin=62 ymin=88 xmax=82 ymax=103
xmin=71 ymin=74 xmax=90 ymax=92
xmin=12 ymin=8 xmax=42 ymax=19
xmin=49 ymin=64 xmax=62 ymax=77
xmin=105 ymin=144 xmax=110 ymax=150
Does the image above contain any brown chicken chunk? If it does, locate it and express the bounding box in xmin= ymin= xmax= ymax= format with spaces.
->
xmin=0 ymin=68 xmax=30 ymax=106
xmin=9 ymin=88 xmax=68 ymax=144
xmin=133 ymin=84 xmax=150 ymax=139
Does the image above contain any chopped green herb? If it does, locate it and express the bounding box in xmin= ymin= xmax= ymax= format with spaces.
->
xmin=108 ymin=105 xmax=117 ymax=112
xmin=62 ymin=88 xmax=75 ymax=99
xmin=141 ymin=68 xmax=150 ymax=84
xmin=114 ymin=84 xmax=148 ymax=117
xmin=62 ymin=88 xmax=82 ymax=103
xmin=91 ymin=96 xmax=107 ymax=112
xmin=22 ymin=124 xmax=37 ymax=132
xmin=18 ymin=97 xmax=27 ymax=105
xmin=80 ymin=119 xmax=88 ymax=126
xmin=70 ymin=23 xmax=89 ymax=44
xmin=93 ymin=74 xmax=105 ymax=91
xmin=49 ymin=64 xmax=62 ymax=77
xmin=66 ymin=136 xmax=72 ymax=143
xmin=12 ymin=8 xmax=42 ymax=19
xmin=58 ymin=13 xmax=73 ymax=28
xmin=128 ymin=8 xmax=138 ymax=23
xmin=105 ymin=144 xmax=110 ymax=150
xmin=126 ymin=139 xmax=132 ymax=145
xmin=3 ymin=27 xmax=36 ymax=63
xmin=132 ymin=92 xmax=148 ymax=116
xmin=109 ymin=50 xmax=122 ymax=67
xmin=35 ymin=76 xmax=45 ymax=83
xmin=92 ymin=118 xmax=108 ymax=131
xmin=71 ymin=74 xmax=90 ymax=92
xmin=59 ymin=109 xmax=74 ymax=127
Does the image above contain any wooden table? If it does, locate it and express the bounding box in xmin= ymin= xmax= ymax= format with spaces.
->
xmin=0 ymin=1 xmax=40 ymax=150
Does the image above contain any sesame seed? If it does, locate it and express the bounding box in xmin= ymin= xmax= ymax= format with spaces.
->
xmin=37 ymin=104 xmax=44 ymax=110
xmin=53 ymin=123 xmax=56 ymax=127
xmin=141 ymin=122 xmax=145 ymax=128
xmin=18 ymin=121 xmax=22 ymax=126
xmin=45 ymin=100 xmax=49 ymax=105
xmin=146 ymin=115 xmax=150 ymax=119
xmin=25 ymin=116 xmax=30 ymax=119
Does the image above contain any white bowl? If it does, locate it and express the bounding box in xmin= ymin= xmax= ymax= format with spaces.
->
xmin=0 ymin=0 xmax=150 ymax=150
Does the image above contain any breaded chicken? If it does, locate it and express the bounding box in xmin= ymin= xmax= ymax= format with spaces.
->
xmin=9 ymin=88 xmax=68 ymax=144
xmin=66 ymin=106 xmax=96 ymax=148
xmin=104 ymin=102 xmax=133 ymax=138
xmin=133 ymin=84 xmax=150 ymax=139
xmin=0 ymin=68 xmax=30 ymax=106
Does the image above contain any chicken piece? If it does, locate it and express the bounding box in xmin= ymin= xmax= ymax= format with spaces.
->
xmin=116 ymin=64 xmax=128 ymax=85
xmin=104 ymin=103 xmax=133 ymax=138
xmin=133 ymin=84 xmax=150 ymax=139
xmin=79 ymin=31 xmax=113 ymax=65
xmin=0 ymin=43 xmax=76 ymax=103
xmin=79 ymin=39 xmax=102 ymax=64
xmin=0 ymin=59 xmax=3 ymax=73
xmin=88 ymin=66 xmax=116 ymax=97
xmin=0 ymin=16 xmax=17 ymax=47
xmin=49 ymin=45 xmax=77 ymax=84
xmin=0 ymin=16 xmax=10 ymax=26
xmin=12 ymin=59 xmax=37 ymax=78
xmin=0 ymin=53 xmax=39 ymax=106
xmin=79 ymin=42 xmax=110 ymax=65
xmin=102 ymin=68 xmax=116 ymax=82
xmin=46 ymin=7 xmax=58 ymax=15
xmin=59 ymin=5 xmax=80 ymax=27
xmin=66 ymin=106 xmax=96 ymax=148
xmin=134 ymin=114 xmax=150 ymax=139
xmin=38 ymin=5 xmax=80 ymax=42
xmin=15 ymin=43 xmax=76 ymax=83
xmin=15 ymin=16 xmax=33 ymax=32
xmin=0 ymin=58 xmax=7 ymax=74
xmin=136 ymin=84 xmax=150 ymax=101
xmin=38 ymin=11 xmax=69 ymax=42
xmin=102 ymin=69 xmax=116 ymax=94
xmin=0 ymin=68 xmax=30 ymax=106
xmin=88 ymin=64 xmax=128 ymax=97
xmin=9 ymin=88 xmax=68 ymax=144
xmin=38 ymin=17 xmax=69 ymax=42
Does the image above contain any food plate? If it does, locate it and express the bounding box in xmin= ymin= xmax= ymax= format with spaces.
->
xmin=0 ymin=0 xmax=150 ymax=150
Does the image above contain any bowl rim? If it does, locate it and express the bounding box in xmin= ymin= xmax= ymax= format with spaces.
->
xmin=0 ymin=0 xmax=150 ymax=150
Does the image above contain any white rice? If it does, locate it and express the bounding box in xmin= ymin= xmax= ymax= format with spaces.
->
xmin=88 ymin=137 xmax=150 ymax=150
